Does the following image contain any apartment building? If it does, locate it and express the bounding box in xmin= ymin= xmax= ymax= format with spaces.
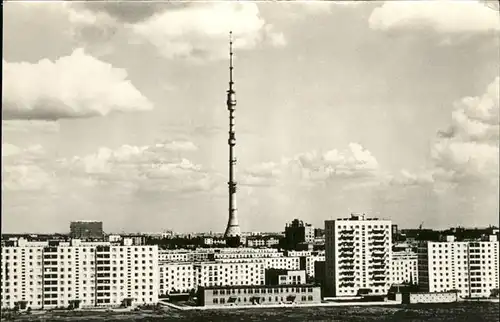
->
xmin=302 ymin=253 xmax=326 ymax=278
xmin=212 ymin=248 xmax=284 ymax=259
xmin=265 ymin=269 xmax=307 ymax=285
xmin=391 ymin=250 xmax=418 ymax=285
xmin=245 ymin=236 xmax=280 ymax=248
xmin=158 ymin=249 xmax=211 ymax=262
xmin=325 ymin=214 xmax=392 ymax=297
xmin=193 ymin=260 xmax=265 ymax=288
xmin=1 ymin=239 xmax=159 ymax=310
xmin=418 ymin=235 xmax=499 ymax=298
xmin=158 ymin=262 xmax=195 ymax=295
xmin=284 ymin=219 xmax=315 ymax=250
xmin=70 ymin=221 xmax=104 ymax=240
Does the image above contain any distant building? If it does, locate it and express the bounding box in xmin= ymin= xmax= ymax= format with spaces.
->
xmin=283 ymin=219 xmax=315 ymax=250
xmin=246 ymin=235 xmax=280 ymax=248
xmin=197 ymin=284 xmax=321 ymax=307
xmin=301 ymin=252 xmax=325 ymax=279
xmin=70 ymin=221 xmax=104 ymax=240
xmin=193 ymin=260 xmax=265 ymax=288
xmin=325 ymin=213 xmax=392 ymax=297
xmin=265 ymin=269 xmax=307 ymax=285
xmin=417 ymin=235 xmax=499 ymax=298
xmin=159 ymin=262 xmax=195 ymax=295
xmin=391 ymin=250 xmax=418 ymax=285
xmin=391 ymin=224 xmax=399 ymax=242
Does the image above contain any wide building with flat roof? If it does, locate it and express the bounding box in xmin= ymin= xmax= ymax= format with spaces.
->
xmin=197 ymin=284 xmax=321 ymax=307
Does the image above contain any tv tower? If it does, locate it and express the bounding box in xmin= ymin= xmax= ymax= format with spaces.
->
xmin=224 ymin=31 xmax=242 ymax=247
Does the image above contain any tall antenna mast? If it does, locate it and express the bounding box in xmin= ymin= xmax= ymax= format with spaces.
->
xmin=224 ymin=31 xmax=241 ymax=247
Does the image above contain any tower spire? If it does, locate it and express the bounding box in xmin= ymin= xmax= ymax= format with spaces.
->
xmin=224 ymin=31 xmax=241 ymax=247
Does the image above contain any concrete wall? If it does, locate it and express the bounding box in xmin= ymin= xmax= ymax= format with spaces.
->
xmin=402 ymin=292 xmax=458 ymax=304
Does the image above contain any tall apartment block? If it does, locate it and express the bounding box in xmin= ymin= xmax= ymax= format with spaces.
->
xmin=325 ymin=214 xmax=392 ymax=297
xmin=70 ymin=221 xmax=104 ymax=240
xmin=1 ymin=238 xmax=159 ymax=310
xmin=418 ymin=235 xmax=499 ymax=298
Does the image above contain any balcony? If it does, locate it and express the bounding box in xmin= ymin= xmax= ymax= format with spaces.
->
xmin=339 ymin=259 xmax=355 ymax=264
xmin=370 ymin=229 xmax=385 ymax=234
xmin=339 ymin=235 xmax=355 ymax=241
xmin=339 ymin=276 xmax=355 ymax=282
xmin=340 ymin=246 xmax=355 ymax=252
xmin=339 ymin=241 xmax=355 ymax=246
xmin=370 ymin=246 xmax=385 ymax=252
xmin=340 ymin=271 xmax=355 ymax=276
xmin=371 ymin=235 xmax=386 ymax=241
xmin=340 ymin=229 xmax=355 ymax=234
xmin=339 ymin=252 xmax=355 ymax=258
xmin=339 ymin=265 xmax=355 ymax=270
xmin=371 ymin=252 xmax=385 ymax=258
xmin=340 ymin=282 xmax=355 ymax=287
xmin=370 ymin=264 xmax=386 ymax=270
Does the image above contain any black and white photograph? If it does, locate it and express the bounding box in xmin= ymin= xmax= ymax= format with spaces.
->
xmin=1 ymin=0 xmax=499 ymax=321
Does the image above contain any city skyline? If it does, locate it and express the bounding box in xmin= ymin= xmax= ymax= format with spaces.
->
xmin=2 ymin=1 xmax=499 ymax=234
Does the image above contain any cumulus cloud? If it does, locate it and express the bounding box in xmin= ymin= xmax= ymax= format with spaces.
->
xmin=396 ymin=77 xmax=499 ymax=188
xmin=431 ymin=77 xmax=499 ymax=181
xmin=3 ymin=49 xmax=153 ymax=120
xmin=369 ymin=1 xmax=500 ymax=33
xmin=241 ymin=143 xmax=380 ymax=187
xmin=59 ymin=141 xmax=215 ymax=193
xmin=128 ymin=2 xmax=286 ymax=61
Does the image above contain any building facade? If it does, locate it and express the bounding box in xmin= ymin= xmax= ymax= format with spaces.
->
xmin=284 ymin=219 xmax=315 ymax=250
xmin=325 ymin=214 xmax=392 ymax=297
xmin=197 ymin=284 xmax=321 ymax=307
xmin=391 ymin=250 xmax=418 ymax=285
xmin=265 ymin=269 xmax=307 ymax=285
xmin=193 ymin=260 xmax=265 ymax=288
xmin=159 ymin=262 xmax=195 ymax=295
xmin=418 ymin=236 xmax=499 ymax=298
xmin=69 ymin=221 xmax=104 ymax=240
xmin=1 ymin=239 xmax=159 ymax=310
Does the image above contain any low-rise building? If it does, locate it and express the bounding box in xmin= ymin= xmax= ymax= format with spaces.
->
xmin=197 ymin=284 xmax=321 ymax=307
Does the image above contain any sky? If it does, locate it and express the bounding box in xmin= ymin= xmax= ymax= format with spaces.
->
xmin=2 ymin=0 xmax=499 ymax=234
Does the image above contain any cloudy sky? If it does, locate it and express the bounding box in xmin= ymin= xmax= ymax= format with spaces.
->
xmin=2 ymin=1 xmax=499 ymax=234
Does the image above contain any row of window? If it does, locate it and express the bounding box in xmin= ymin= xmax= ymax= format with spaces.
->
xmin=212 ymin=295 xmax=315 ymax=304
xmin=213 ymin=287 xmax=314 ymax=295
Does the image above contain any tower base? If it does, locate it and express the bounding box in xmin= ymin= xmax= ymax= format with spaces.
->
xmin=225 ymin=236 xmax=241 ymax=248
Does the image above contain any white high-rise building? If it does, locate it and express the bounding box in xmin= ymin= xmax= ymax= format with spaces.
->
xmin=1 ymin=239 xmax=159 ymax=310
xmin=418 ymin=236 xmax=499 ymax=298
xmin=325 ymin=214 xmax=392 ymax=297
